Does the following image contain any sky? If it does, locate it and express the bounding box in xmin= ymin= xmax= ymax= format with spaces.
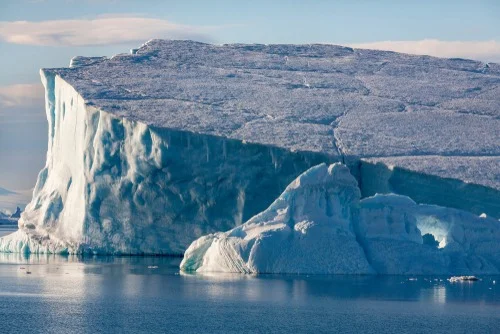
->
xmin=0 ymin=0 xmax=499 ymax=193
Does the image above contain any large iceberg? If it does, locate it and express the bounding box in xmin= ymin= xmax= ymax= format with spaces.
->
xmin=181 ymin=163 xmax=500 ymax=275
xmin=0 ymin=40 xmax=498 ymax=255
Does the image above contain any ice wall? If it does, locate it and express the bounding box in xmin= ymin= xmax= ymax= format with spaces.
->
xmin=0 ymin=72 xmax=334 ymax=255
xmin=359 ymin=160 xmax=500 ymax=218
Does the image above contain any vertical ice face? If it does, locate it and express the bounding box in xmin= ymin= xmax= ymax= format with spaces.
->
xmin=359 ymin=160 xmax=500 ymax=219
xmin=180 ymin=163 xmax=374 ymax=274
xmin=0 ymin=71 xmax=334 ymax=255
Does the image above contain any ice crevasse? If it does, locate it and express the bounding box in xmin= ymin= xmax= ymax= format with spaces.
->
xmin=181 ymin=163 xmax=500 ymax=275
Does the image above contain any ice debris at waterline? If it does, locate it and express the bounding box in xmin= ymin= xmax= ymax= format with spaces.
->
xmin=1 ymin=40 xmax=499 ymax=255
xmin=181 ymin=163 xmax=500 ymax=275
xmin=448 ymin=276 xmax=479 ymax=283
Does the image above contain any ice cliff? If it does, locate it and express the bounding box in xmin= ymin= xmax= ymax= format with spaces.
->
xmin=181 ymin=164 xmax=500 ymax=275
xmin=0 ymin=40 xmax=498 ymax=256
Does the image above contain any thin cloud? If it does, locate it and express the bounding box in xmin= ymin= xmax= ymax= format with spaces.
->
xmin=348 ymin=39 xmax=500 ymax=63
xmin=0 ymin=17 xmax=221 ymax=47
xmin=0 ymin=84 xmax=45 ymax=108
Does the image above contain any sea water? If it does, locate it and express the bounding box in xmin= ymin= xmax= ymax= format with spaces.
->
xmin=0 ymin=228 xmax=498 ymax=333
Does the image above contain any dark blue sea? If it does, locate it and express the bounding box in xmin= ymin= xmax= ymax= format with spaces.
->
xmin=0 ymin=227 xmax=498 ymax=333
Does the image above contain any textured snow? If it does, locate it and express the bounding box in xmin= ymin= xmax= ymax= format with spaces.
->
xmin=47 ymin=40 xmax=499 ymax=165
xmin=1 ymin=40 xmax=499 ymax=255
xmin=181 ymin=164 xmax=500 ymax=275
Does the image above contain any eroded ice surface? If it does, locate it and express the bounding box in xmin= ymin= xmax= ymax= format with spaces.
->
xmin=181 ymin=163 xmax=374 ymax=274
xmin=181 ymin=164 xmax=500 ymax=275
xmin=0 ymin=40 xmax=499 ymax=255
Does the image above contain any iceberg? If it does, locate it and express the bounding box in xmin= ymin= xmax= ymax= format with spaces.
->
xmin=181 ymin=163 xmax=374 ymax=274
xmin=447 ymin=276 xmax=479 ymax=283
xmin=0 ymin=40 xmax=499 ymax=255
xmin=181 ymin=164 xmax=500 ymax=275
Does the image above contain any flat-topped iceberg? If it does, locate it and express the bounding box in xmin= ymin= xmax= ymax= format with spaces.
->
xmin=181 ymin=163 xmax=500 ymax=275
xmin=0 ymin=40 xmax=499 ymax=255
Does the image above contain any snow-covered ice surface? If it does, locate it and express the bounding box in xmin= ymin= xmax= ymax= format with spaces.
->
xmin=1 ymin=40 xmax=499 ymax=256
xmin=181 ymin=164 xmax=500 ymax=275
xmin=49 ymin=41 xmax=500 ymax=161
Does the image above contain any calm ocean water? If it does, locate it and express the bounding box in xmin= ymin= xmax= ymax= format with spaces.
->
xmin=0 ymin=227 xmax=498 ymax=333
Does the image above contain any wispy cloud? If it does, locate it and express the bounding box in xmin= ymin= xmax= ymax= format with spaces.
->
xmin=0 ymin=84 xmax=44 ymax=108
xmin=0 ymin=16 xmax=222 ymax=46
xmin=348 ymin=39 xmax=500 ymax=63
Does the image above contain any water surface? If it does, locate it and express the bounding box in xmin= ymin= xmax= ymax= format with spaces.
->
xmin=0 ymin=228 xmax=498 ymax=333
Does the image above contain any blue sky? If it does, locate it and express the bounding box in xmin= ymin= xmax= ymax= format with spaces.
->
xmin=0 ymin=0 xmax=499 ymax=192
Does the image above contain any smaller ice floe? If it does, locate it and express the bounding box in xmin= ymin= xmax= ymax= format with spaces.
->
xmin=147 ymin=266 xmax=158 ymax=269
xmin=180 ymin=163 xmax=374 ymax=274
xmin=181 ymin=162 xmax=500 ymax=275
xmin=448 ymin=276 xmax=479 ymax=283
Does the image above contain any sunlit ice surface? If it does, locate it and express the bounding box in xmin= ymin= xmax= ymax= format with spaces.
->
xmin=0 ymin=249 xmax=499 ymax=333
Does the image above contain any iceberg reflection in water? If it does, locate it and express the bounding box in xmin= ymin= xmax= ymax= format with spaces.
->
xmin=0 ymin=253 xmax=498 ymax=333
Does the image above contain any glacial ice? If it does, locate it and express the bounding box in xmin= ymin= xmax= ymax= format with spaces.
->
xmin=181 ymin=164 xmax=500 ymax=275
xmin=181 ymin=163 xmax=374 ymax=274
xmin=0 ymin=40 xmax=499 ymax=256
